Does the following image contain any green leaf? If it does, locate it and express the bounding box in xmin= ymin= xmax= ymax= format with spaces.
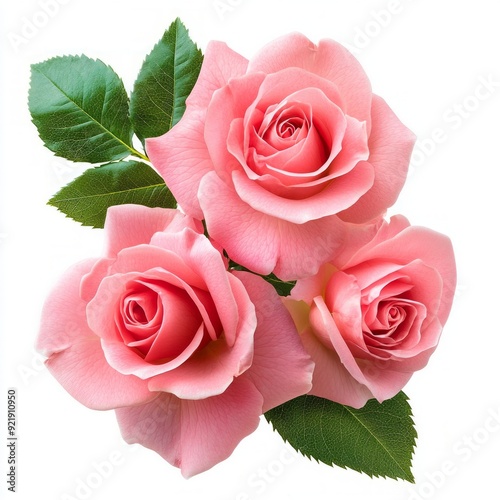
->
xmin=48 ymin=161 xmax=176 ymax=228
xmin=264 ymin=274 xmax=296 ymax=297
xmin=29 ymin=55 xmax=138 ymax=163
xmin=130 ymin=18 xmax=203 ymax=143
xmin=265 ymin=392 xmax=417 ymax=482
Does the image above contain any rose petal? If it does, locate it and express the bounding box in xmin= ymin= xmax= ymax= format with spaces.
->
xmin=90 ymin=274 xmax=216 ymax=379
xmin=237 ymin=89 xmax=346 ymax=182
xmin=46 ymin=340 xmax=156 ymax=410
xmin=82 ymin=241 xmax=208 ymax=303
xmin=339 ymin=96 xmax=416 ymax=223
xmin=231 ymin=86 xmax=369 ymax=188
xmin=323 ymin=272 xmax=365 ymax=351
xmin=184 ymin=41 xmax=248 ymax=110
xmin=205 ymin=72 xmax=267 ymax=179
xmin=103 ymin=204 xmax=200 ymax=258
xmin=234 ymin=271 xmax=313 ymax=411
xmin=301 ymin=328 xmax=372 ymax=408
xmin=231 ymin=161 xmax=374 ymax=224
xmin=142 ymin=282 xmax=204 ymax=363
xmin=246 ymin=67 xmax=345 ymax=116
xmin=116 ymin=377 xmax=263 ymax=477
xmin=329 ymin=217 xmax=387 ymax=271
xmin=116 ymin=393 xmax=182 ymax=468
xmin=289 ymin=263 xmax=336 ymax=306
xmin=146 ymin=108 xmax=214 ymax=220
xmin=101 ymin=324 xmax=206 ymax=380
xmin=36 ymin=259 xmax=98 ymax=356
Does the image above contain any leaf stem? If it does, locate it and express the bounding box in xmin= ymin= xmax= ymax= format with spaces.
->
xmin=130 ymin=147 xmax=150 ymax=162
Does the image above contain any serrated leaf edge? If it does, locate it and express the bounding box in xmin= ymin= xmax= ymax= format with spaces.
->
xmin=29 ymin=55 xmax=146 ymax=163
xmin=265 ymin=395 xmax=417 ymax=483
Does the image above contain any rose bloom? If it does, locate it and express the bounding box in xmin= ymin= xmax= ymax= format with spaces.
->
xmin=284 ymin=215 xmax=456 ymax=408
xmin=147 ymin=33 xmax=415 ymax=280
xmin=36 ymin=204 xmax=313 ymax=477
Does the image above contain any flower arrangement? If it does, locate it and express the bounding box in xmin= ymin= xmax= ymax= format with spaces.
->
xmin=30 ymin=18 xmax=456 ymax=481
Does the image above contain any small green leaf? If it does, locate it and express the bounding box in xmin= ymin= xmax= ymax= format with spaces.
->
xmin=48 ymin=161 xmax=176 ymax=228
xmin=130 ymin=18 xmax=203 ymax=143
xmin=29 ymin=55 xmax=137 ymax=163
xmin=264 ymin=274 xmax=296 ymax=297
xmin=265 ymin=392 xmax=416 ymax=482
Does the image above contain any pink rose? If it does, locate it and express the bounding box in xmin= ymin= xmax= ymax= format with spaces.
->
xmin=284 ymin=215 xmax=456 ymax=408
xmin=147 ymin=33 xmax=416 ymax=280
xmin=36 ymin=204 xmax=313 ymax=477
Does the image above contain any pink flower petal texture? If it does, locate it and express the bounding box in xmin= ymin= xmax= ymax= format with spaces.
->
xmin=338 ymin=96 xmax=416 ymax=223
xmin=103 ymin=204 xmax=202 ymax=258
xmin=299 ymin=326 xmax=374 ymax=408
xmin=234 ymin=271 xmax=314 ymax=412
xmin=147 ymin=32 xmax=415 ymax=279
xmin=285 ymin=216 xmax=456 ymax=407
xmin=116 ymin=378 xmax=263 ymax=478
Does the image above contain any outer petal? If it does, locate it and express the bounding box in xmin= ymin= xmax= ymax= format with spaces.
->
xmin=199 ymin=172 xmax=348 ymax=280
xmin=234 ymin=271 xmax=313 ymax=412
xmin=301 ymin=327 xmax=372 ymax=408
xmin=36 ymin=259 xmax=153 ymax=410
xmin=183 ymin=41 xmax=248 ymax=110
xmin=327 ymin=217 xmax=385 ymax=271
xmin=323 ymin=272 xmax=364 ymax=350
xmin=147 ymin=108 xmax=214 ymax=219
xmin=116 ymin=377 xmax=263 ymax=477
xmin=116 ymin=393 xmax=182 ymax=467
xmin=339 ymin=96 xmax=416 ymax=223
xmin=288 ymin=263 xmax=336 ymax=306
xmin=36 ymin=259 xmax=98 ymax=355
xmin=103 ymin=204 xmax=201 ymax=258
xmin=46 ymin=340 xmax=157 ymax=410
xmin=247 ymin=33 xmax=373 ymax=129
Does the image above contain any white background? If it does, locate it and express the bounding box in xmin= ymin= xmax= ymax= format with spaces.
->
xmin=1 ymin=1 xmax=499 ymax=499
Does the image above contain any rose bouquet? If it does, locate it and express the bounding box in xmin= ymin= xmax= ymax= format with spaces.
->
xmin=30 ymin=19 xmax=456 ymax=481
